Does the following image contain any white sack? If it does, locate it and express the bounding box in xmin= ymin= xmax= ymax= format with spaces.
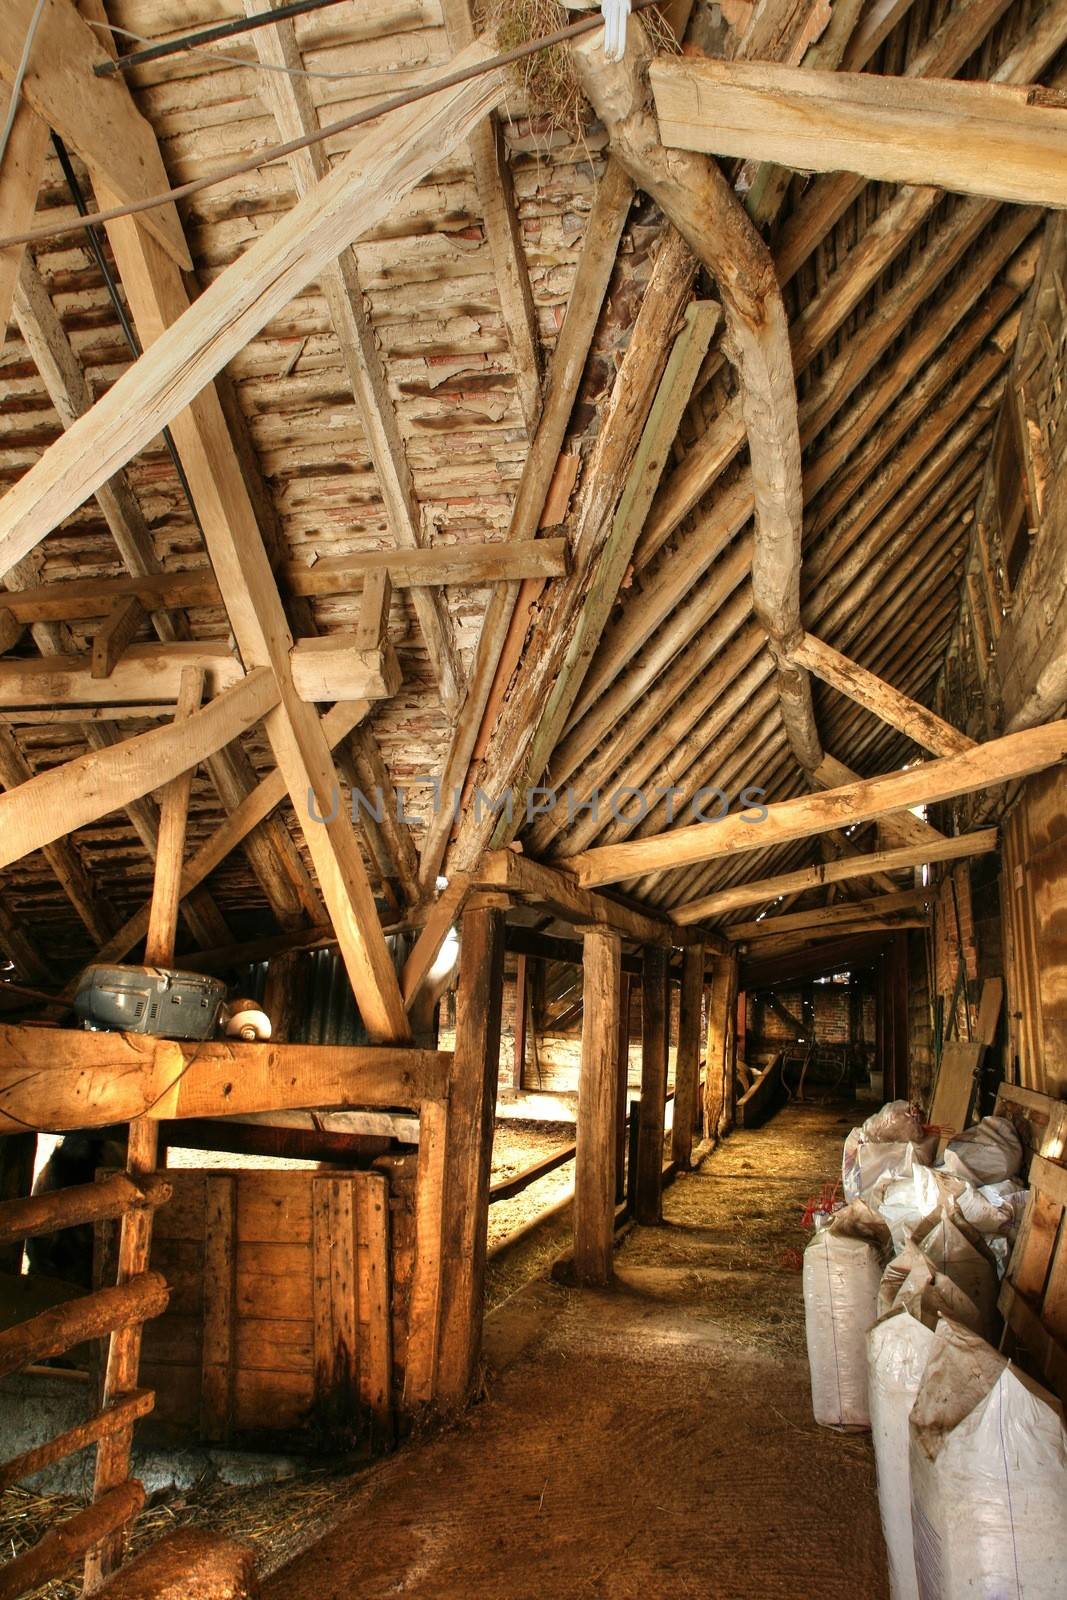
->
xmin=877 ymin=1241 xmax=983 ymax=1335
xmin=914 ymin=1210 xmax=999 ymax=1339
xmin=843 ymin=1101 xmax=931 ymax=1201
xmin=909 ymin=1317 xmax=1067 ymax=1599
xmin=942 ymin=1115 xmax=1022 ymax=1186
xmin=803 ymin=1200 xmax=891 ymax=1429
xmin=868 ymin=1308 xmax=939 ymax=1600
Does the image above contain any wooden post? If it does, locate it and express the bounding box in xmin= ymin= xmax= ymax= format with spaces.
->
xmin=262 ymin=950 xmax=303 ymax=1043
xmin=889 ymin=932 xmax=911 ymax=1100
xmin=635 ymin=948 xmax=669 ymax=1224
xmin=86 ymin=669 xmax=201 ymax=1589
xmin=614 ymin=974 xmax=632 ymax=1204
xmin=433 ymin=903 xmax=504 ymax=1407
xmin=704 ymin=952 xmax=738 ymax=1140
xmin=671 ymin=944 xmax=705 ymax=1170
xmin=512 ymin=953 xmax=528 ymax=1091
xmin=574 ymin=928 xmax=621 ymax=1286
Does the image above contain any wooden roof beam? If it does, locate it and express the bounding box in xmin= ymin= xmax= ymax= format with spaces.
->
xmin=12 ymin=254 xmax=321 ymax=933
xmin=565 ymin=16 xmax=818 ymax=774
xmin=566 ymin=721 xmax=1067 ymax=889
xmin=0 ymin=669 xmax=278 ymax=872
xmin=671 ymin=831 xmax=998 ymax=925
xmin=0 ymin=83 xmax=48 ymax=347
xmin=0 ymin=539 xmax=570 ymax=627
xmin=725 ymin=887 xmax=930 ymax=943
xmin=0 ymin=0 xmax=190 ymax=269
xmin=651 ymin=60 xmax=1067 ymax=210
xmin=792 ymin=634 xmax=975 ymax=759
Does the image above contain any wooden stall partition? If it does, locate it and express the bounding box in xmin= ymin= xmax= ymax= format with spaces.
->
xmin=0 ymin=1170 xmax=171 ymax=1600
xmin=1001 ymin=770 xmax=1067 ymax=1097
xmin=135 ymin=1167 xmax=393 ymax=1449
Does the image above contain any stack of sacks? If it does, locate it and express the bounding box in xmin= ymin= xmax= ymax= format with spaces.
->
xmin=803 ymin=1200 xmax=891 ymax=1429
xmin=877 ymin=1240 xmax=983 ymax=1336
xmin=909 ymin=1318 xmax=1067 ymax=1598
xmin=842 ymin=1101 xmax=939 ymax=1204
xmin=867 ymin=1255 xmax=984 ymax=1600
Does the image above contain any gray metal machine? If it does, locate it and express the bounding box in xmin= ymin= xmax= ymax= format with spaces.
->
xmin=72 ymin=964 xmax=228 ymax=1040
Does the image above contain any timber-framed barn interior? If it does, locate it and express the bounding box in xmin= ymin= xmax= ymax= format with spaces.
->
xmin=0 ymin=0 xmax=1065 ymax=1594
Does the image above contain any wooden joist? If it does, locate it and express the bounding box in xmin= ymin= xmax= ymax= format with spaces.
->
xmin=567 ymin=722 xmax=1067 ymax=888
xmin=0 ymin=0 xmax=190 ymax=268
xmin=726 ymin=887 xmax=930 ymax=942
xmin=0 ymin=540 xmax=570 ymax=627
xmin=0 ymin=669 xmax=276 ymax=871
xmin=791 ymin=633 xmax=975 ymax=757
xmin=473 ymin=850 xmax=715 ymax=951
xmin=671 ymin=829 xmax=998 ymax=923
xmin=0 ymin=1029 xmax=451 ymax=1135
xmin=0 ymin=640 xmax=395 ymax=708
xmin=650 ymin=58 xmax=1067 ymax=209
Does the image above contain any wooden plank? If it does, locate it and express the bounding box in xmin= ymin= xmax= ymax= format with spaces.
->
xmin=650 ymin=58 xmax=1067 ymax=209
xmin=671 ymin=944 xmax=704 ymax=1170
xmin=0 ymin=85 xmax=48 ymax=347
xmin=792 ymin=632 xmax=975 ymax=757
xmin=439 ymin=0 xmax=541 ymax=434
xmin=727 ymin=888 xmax=929 ymax=942
xmin=355 ymin=1171 xmax=393 ymax=1440
xmin=145 ymin=667 xmax=203 ymax=965
xmin=0 ymin=668 xmax=277 ymax=871
xmin=0 ymin=541 xmax=570 ymax=626
xmin=401 ymin=874 xmax=470 ymax=1008
xmin=461 ymin=293 xmax=719 ymax=860
xmin=416 ymin=159 xmax=635 ymax=888
xmin=0 ymin=1481 xmax=145 ymax=1600
xmin=672 ymin=831 xmax=998 ymax=923
xmin=403 ymin=1099 xmax=447 ymax=1408
xmin=0 ymin=1031 xmax=451 ymax=1135
xmin=635 ymin=948 xmax=669 ymax=1226
xmin=0 ymin=0 xmax=189 ymax=268
xmin=929 ymin=1040 xmax=984 ymax=1136
xmin=288 ymin=635 xmax=400 ymax=704
xmin=88 ymin=701 xmax=366 ymax=970
xmin=199 ymin=1175 xmax=237 ymax=1443
xmin=567 ymin=18 xmax=816 ymax=772
xmin=473 ymin=851 xmax=711 ymax=951
xmin=568 ymin=722 xmax=1067 ymax=887
xmin=433 ymin=905 xmax=503 ymax=1406
xmin=0 ymin=1272 xmax=168 ymax=1377
xmin=0 ymin=1390 xmax=154 ymax=1494
xmin=574 ymin=928 xmax=621 ymax=1286
xmin=0 ymin=724 xmax=115 ymax=945
xmin=0 ymin=1171 xmax=170 ymax=1245
xmin=704 ymin=953 xmax=738 ymax=1139
xmin=91 ymin=596 xmax=147 ymax=680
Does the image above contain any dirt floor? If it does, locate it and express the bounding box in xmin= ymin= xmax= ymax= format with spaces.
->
xmin=260 ymin=1100 xmax=889 ymax=1600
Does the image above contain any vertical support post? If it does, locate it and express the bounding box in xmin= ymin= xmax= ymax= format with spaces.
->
xmin=671 ymin=943 xmax=705 ymax=1170
xmin=889 ymin=933 xmax=910 ymax=1100
xmin=87 ymin=667 xmax=202 ymax=1589
xmin=635 ymin=947 xmax=669 ymax=1225
xmin=434 ymin=902 xmax=504 ymax=1407
xmin=574 ymin=928 xmax=621 ymax=1285
xmin=614 ymin=973 xmax=632 ymax=1204
xmin=512 ymin=953 xmax=528 ymax=1091
xmin=263 ymin=949 xmax=303 ymax=1043
xmin=704 ymin=950 xmax=740 ymax=1140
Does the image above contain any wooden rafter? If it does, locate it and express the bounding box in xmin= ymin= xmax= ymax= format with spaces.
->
xmin=243 ymin=0 xmax=465 ymax=715
xmin=567 ymin=722 xmax=1067 ymax=888
xmin=0 ymin=669 xmax=278 ymax=872
xmin=651 ymin=59 xmax=1067 ymax=209
xmin=791 ymin=634 xmax=975 ymax=758
xmin=670 ymin=831 xmax=998 ymax=925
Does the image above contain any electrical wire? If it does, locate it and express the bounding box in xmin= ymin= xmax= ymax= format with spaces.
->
xmin=89 ymin=19 xmax=423 ymax=84
xmin=93 ymin=0 xmax=354 ymax=77
xmin=0 ymin=0 xmax=47 ymax=173
xmin=0 ymin=2 xmax=659 ymax=255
